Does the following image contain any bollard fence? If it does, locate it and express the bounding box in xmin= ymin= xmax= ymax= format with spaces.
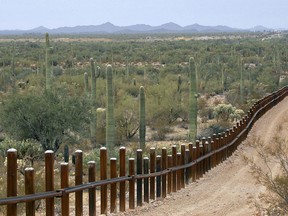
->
xmin=0 ymin=86 xmax=288 ymax=215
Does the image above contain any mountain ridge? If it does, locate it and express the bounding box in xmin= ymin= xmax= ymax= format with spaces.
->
xmin=0 ymin=22 xmax=275 ymax=35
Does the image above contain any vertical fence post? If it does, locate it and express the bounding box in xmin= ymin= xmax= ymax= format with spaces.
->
xmin=45 ymin=150 xmax=54 ymax=216
xmin=212 ymin=134 xmax=217 ymax=168
xmin=60 ymin=162 xmax=69 ymax=216
xmin=167 ymin=155 xmax=172 ymax=194
xmin=110 ymin=158 xmax=117 ymax=213
xmin=136 ymin=149 xmax=143 ymax=206
xmin=156 ymin=155 xmax=162 ymax=198
xmin=144 ymin=157 xmax=149 ymax=203
xmin=207 ymin=137 xmax=212 ymax=171
xmin=176 ymin=153 xmax=181 ymax=190
xmin=129 ymin=158 xmax=135 ymax=209
xmin=195 ymin=140 xmax=200 ymax=180
xmin=100 ymin=147 xmax=107 ymax=215
xmin=119 ymin=147 xmax=126 ymax=212
xmin=88 ymin=161 xmax=96 ymax=216
xmin=188 ymin=143 xmax=194 ymax=182
xmin=7 ymin=148 xmax=17 ymax=216
xmin=150 ymin=147 xmax=156 ymax=200
xmin=180 ymin=144 xmax=186 ymax=188
xmin=25 ymin=167 xmax=35 ymax=216
xmin=192 ymin=145 xmax=197 ymax=182
xmin=201 ymin=138 xmax=207 ymax=174
xmin=75 ymin=150 xmax=83 ymax=216
xmin=172 ymin=145 xmax=177 ymax=192
xmin=216 ymin=138 xmax=221 ymax=165
xmin=162 ymin=147 xmax=167 ymax=198
xmin=185 ymin=149 xmax=190 ymax=184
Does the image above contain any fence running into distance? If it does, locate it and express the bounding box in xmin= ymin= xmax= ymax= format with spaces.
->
xmin=1 ymin=86 xmax=288 ymax=216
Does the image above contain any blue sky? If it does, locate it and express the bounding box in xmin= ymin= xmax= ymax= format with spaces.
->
xmin=0 ymin=0 xmax=287 ymax=30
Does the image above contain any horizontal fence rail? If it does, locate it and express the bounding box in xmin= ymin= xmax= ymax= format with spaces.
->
xmin=0 ymin=86 xmax=288 ymax=215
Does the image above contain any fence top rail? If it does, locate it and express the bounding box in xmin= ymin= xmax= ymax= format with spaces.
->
xmin=0 ymin=85 xmax=287 ymax=206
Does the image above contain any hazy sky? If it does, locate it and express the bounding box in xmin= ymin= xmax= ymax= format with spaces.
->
xmin=0 ymin=0 xmax=287 ymax=30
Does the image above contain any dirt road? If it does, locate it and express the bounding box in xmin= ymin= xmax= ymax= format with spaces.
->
xmin=120 ymin=97 xmax=288 ymax=216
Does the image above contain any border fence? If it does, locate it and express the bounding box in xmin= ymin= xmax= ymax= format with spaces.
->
xmin=1 ymin=86 xmax=288 ymax=216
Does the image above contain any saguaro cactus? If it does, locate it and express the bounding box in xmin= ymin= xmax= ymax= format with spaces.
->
xmin=177 ymin=75 xmax=182 ymax=93
xmin=239 ymin=57 xmax=244 ymax=104
xmin=106 ymin=65 xmax=115 ymax=150
xmin=45 ymin=33 xmax=51 ymax=90
xmin=90 ymin=58 xmax=101 ymax=146
xmin=64 ymin=145 xmax=69 ymax=163
xmin=139 ymin=86 xmax=146 ymax=149
xmin=188 ymin=57 xmax=197 ymax=142
xmin=84 ymin=72 xmax=89 ymax=95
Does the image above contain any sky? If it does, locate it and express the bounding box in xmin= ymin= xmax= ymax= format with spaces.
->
xmin=0 ymin=0 xmax=287 ymax=30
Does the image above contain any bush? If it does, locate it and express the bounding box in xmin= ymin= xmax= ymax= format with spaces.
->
xmin=0 ymin=90 xmax=90 ymax=152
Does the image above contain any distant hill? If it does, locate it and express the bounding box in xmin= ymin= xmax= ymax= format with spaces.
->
xmin=0 ymin=22 xmax=276 ymax=35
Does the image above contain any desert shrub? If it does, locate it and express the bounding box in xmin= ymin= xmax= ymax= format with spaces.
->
xmin=0 ymin=90 xmax=90 ymax=152
xmin=247 ymin=136 xmax=288 ymax=214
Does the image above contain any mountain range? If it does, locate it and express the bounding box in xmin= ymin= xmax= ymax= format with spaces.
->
xmin=0 ymin=22 xmax=275 ymax=35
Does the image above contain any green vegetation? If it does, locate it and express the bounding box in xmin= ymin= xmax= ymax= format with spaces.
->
xmin=0 ymin=90 xmax=89 ymax=152
xmin=0 ymin=32 xmax=287 ymax=153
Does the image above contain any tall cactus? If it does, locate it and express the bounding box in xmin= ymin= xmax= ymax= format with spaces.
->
xmin=11 ymin=40 xmax=16 ymax=92
xmin=84 ymin=72 xmax=89 ymax=95
xmin=139 ymin=86 xmax=146 ymax=149
xmin=106 ymin=65 xmax=115 ymax=149
xmin=90 ymin=58 xmax=100 ymax=146
xmin=188 ymin=57 xmax=197 ymax=143
xmin=177 ymin=74 xmax=182 ymax=107
xmin=177 ymin=74 xmax=182 ymax=93
xmin=45 ymin=33 xmax=51 ymax=90
xmin=239 ymin=57 xmax=244 ymax=104
xmin=64 ymin=145 xmax=69 ymax=163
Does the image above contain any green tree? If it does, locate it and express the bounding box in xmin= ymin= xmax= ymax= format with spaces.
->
xmin=0 ymin=91 xmax=89 ymax=152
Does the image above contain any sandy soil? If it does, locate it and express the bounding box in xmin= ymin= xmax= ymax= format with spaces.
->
xmin=116 ymin=97 xmax=288 ymax=216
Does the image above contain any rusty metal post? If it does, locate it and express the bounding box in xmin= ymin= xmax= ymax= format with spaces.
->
xmin=129 ymin=158 xmax=135 ymax=209
xmin=162 ymin=147 xmax=167 ymax=198
xmin=119 ymin=147 xmax=126 ymax=212
xmin=88 ymin=161 xmax=96 ymax=216
xmin=100 ymin=147 xmax=107 ymax=215
xmin=201 ymin=138 xmax=207 ymax=174
xmin=215 ymin=137 xmax=220 ymax=165
xmin=60 ymin=162 xmax=69 ymax=216
xmin=188 ymin=143 xmax=193 ymax=181
xmin=25 ymin=167 xmax=35 ymax=216
xmin=156 ymin=155 xmax=161 ymax=198
xmin=75 ymin=150 xmax=83 ymax=216
xmin=144 ymin=157 xmax=149 ymax=203
xmin=110 ymin=158 xmax=117 ymax=213
xmin=136 ymin=149 xmax=143 ymax=206
xmin=185 ymin=149 xmax=190 ymax=184
xmin=45 ymin=150 xmax=54 ymax=216
xmin=207 ymin=137 xmax=212 ymax=171
xmin=150 ymin=147 xmax=156 ymax=200
xmin=172 ymin=145 xmax=177 ymax=192
xmin=7 ymin=148 xmax=17 ymax=216
xmin=176 ymin=153 xmax=181 ymax=190
xmin=212 ymin=134 xmax=217 ymax=168
xmin=192 ymin=145 xmax=197 ymax=182
xmin=199 ymin=139 xmax=205 ymax=177
xmin=167 ymin=155 xmax=172 ymax=194
xmin=180 ymin=144 xmax=186 ymax=188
